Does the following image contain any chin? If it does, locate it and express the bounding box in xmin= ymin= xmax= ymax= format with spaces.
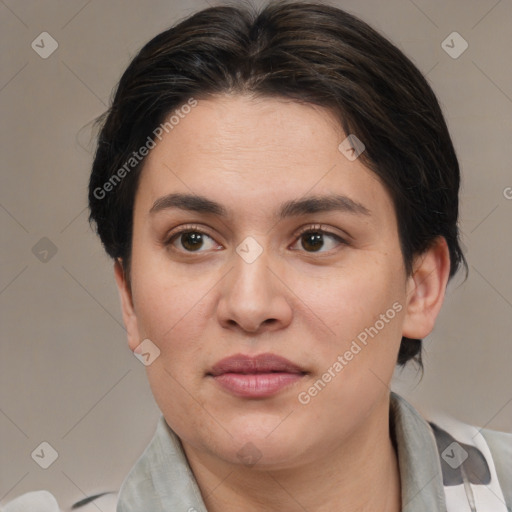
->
xmin=216 ymin=416 xmax=308 ymax=465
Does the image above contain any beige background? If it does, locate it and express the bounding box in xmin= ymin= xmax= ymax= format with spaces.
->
xmin=1 ymin=0 xmax=511 ymax=507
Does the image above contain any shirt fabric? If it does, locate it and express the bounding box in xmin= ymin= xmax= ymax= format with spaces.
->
xmin=115 ymin=392 xmax=512 ymax=511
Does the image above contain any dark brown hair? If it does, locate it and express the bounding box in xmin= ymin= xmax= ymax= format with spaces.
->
xmin=88 ymin=1 xmax=466 ymax=367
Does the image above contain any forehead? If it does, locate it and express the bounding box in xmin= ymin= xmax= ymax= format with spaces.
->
xmin=135 ymin=94 xmax=395 ymax=226
xmin=151 ymin=94 xmax=344 ymax=171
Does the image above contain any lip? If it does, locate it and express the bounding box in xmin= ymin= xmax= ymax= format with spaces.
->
xmin=207 ymin=353 xmax=307 ymax=398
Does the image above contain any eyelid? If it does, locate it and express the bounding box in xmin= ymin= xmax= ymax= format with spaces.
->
xmin=164 ymin=223 xmax=213 ymax=244
xmin=163 ymin=224 xmax=223 ymax=254
xmin=293 ymin=223 xmax=350 ymax=243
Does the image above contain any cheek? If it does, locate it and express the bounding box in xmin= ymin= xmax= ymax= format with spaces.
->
xmin=303 ymin=255 xmax=406 ymax=397
xmin=131 ymin=272 xmax=216 ymax=426
xmin=314 ymin=256 xmax=405 ymax=338
xmin=130 ymin=261 xmax=214 ymax=366
xmin=297 ymin=265 xmax=405 ymax=426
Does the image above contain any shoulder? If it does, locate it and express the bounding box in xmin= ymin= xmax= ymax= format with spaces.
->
xmin=480 ymin=427 xmax=512 ymax=511
xmin=71 ymin=492 xmax=118 ymax=511
xmin=0 ymin=491 xmax=117 ymax=512
xmin=427 ymin=412 xmax=511 ymax=512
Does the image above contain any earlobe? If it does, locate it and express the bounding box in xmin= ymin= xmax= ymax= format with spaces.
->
xmin=402 ymin=237 xmax=451 ymax=340
xmin=113 ymin=259 xmax=141 ymax=351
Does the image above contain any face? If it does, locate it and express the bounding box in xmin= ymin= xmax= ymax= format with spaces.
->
xmin=115 ymin=94 xmax=443 ymax=469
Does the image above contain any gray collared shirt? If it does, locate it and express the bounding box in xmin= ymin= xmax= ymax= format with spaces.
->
xmin=116 ymin=393 xmax=511 ymax=511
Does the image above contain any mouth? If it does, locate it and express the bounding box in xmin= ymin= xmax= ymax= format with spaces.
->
xmin=207 ymin=353 xmax=307 ymax=398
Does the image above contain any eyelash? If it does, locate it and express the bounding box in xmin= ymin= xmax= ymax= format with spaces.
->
xmin=164 ymin=223 xmax=348 ymax=254
xmin=293 ymin=224 xmax=348 ymax=252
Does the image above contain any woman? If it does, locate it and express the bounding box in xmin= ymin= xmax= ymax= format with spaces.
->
xmin=3 ymin=2 xmax=510 ymax=511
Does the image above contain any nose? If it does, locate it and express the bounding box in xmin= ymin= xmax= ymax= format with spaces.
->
xmin=216 ymin=246 xmax=293 ymax=334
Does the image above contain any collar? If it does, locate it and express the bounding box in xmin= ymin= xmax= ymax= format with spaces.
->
xmin=117 ymin=393 xmax=447 ymax=511
xmin=390 ymin=392 xmax=447 ymax=511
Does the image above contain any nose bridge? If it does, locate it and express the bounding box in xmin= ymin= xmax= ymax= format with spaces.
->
xmin=217 ymin=237 xmax=292 ymax=332
xmin=230 ymin=239 xmax=274 ymax=302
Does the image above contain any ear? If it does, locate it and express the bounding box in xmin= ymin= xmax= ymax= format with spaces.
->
xmin=113 ymin=259 xmax=141 ymax=351
xmin=402 ymin=236 xmax=451 ymax=340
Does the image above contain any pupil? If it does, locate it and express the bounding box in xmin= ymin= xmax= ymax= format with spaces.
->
xmin=182 ymin=232 xmax=203 ymax=251
xmin=303 ymin=233 xmax=323 ymax=251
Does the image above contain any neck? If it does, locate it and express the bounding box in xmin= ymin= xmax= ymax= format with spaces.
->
xmin=182 ymin=395 xmax=401 ymax=512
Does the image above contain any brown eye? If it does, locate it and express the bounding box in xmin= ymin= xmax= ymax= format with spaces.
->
xmin=301 ymin=232 xmax=325 ymax=252
xmin=180 ymin=232 xmax=205 ymax=251
xmin=165 ymin=229 xmax=220 ymax=253
xmin=290 ymin=227 xmax=346 ymax=253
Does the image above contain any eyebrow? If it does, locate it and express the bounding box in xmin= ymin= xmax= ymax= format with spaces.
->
xmin=149 ymin=192 xmax=371 ymax=218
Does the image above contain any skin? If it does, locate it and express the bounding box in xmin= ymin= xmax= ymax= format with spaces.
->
xmin=114 ymin=94 xmax=451 ymax=511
